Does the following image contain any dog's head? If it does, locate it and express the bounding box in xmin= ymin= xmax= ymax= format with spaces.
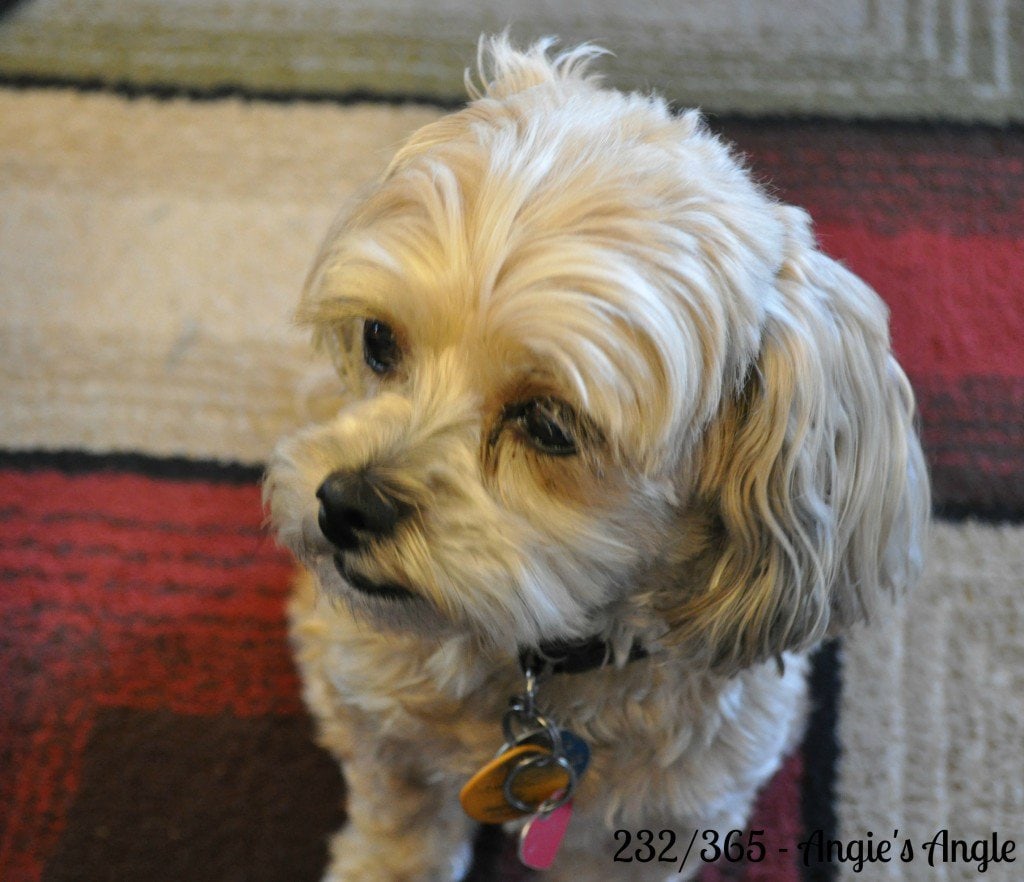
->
xmin=265 ymin=37 xmax=929 ymax=670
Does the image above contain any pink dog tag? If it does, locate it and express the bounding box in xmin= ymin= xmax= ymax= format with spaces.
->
xmin=517 ymin=798 xmax=573 ymax=870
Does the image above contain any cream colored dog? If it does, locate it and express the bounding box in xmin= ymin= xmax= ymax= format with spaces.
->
xmin=265 ymin=36 xmax=929 ymax=882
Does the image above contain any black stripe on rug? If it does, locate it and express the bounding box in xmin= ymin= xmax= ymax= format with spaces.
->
xmin=3 ymin=445 xmax=1020 ymax=522
xmin=0 ymin=0 xmax=29 ymax=20
xmin=799 ymin=641 xmax=842 ymax=882
xmin=0 ymin=73 xmax=463 ymax=109
xmin=0 ymin=448 xmax=263 ymax=484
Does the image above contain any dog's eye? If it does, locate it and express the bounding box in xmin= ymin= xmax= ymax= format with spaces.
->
xmin=362 ymin=319 xmax=401 ymax=375
xmin=510 ymin=398 xmax=577 ymax=456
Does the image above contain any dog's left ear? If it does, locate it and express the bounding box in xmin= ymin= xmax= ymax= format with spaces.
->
xmin=666 ymin=207 xmax=929 ymax=671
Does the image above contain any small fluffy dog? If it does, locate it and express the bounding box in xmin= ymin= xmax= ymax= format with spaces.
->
xmin=266 ymin=37 xmax=929 ymax=882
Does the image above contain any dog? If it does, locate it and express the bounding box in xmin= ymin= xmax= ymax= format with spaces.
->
xmin=265 ymin=36 xmax=929 ymax=881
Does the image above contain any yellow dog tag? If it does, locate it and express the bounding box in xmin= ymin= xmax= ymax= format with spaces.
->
xmin=459 ymin=744 xmax=571 ymax=823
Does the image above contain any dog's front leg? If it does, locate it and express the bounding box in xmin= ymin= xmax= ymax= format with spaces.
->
xmin=323 ymin=746 xmax=475 ymax=882
xmin=288 ymin=577 xmax=476 ymax=881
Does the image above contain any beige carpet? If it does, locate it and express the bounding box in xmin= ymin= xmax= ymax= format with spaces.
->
xmin=1 ymin=0 xmax=1021 ymax=121
xmin=2 ymin=87 xmax=1022 ymax=881
xmin=839 ymin=521 xmax=1024 ymax=881
xmin=0 ymin=87 xmax=440 ymax=463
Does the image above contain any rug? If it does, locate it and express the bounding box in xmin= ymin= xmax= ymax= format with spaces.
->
xmin=1 ymin=67 xmax=1023 ymax=882
xmin=0 ymin=454 xmax=834 ymax=882
xmin=2 ymin=89 xmax=1022 ymax=512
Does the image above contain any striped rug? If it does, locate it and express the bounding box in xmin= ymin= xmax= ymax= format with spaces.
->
xmin=1 ymin=76 xmax=1023 ymax=882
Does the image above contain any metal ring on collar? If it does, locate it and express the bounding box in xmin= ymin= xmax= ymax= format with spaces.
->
xmin=501 ymin=709 xmax=562 ymax=753
xmin=502 ymin=751 xmax=577 ymax=814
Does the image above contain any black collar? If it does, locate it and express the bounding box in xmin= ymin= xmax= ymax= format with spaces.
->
xmin=519 ymin=636 xmax=648 ymax=676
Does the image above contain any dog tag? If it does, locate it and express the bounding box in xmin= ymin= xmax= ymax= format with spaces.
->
xmin=459 ymin=744 xmax=569 ymax=823
xmin=517 ymin=728 xmax=589 ymax=780
xmin=518 ymin=798 xmax=574 ymax=870
xmin=557 ymin=729 xmax=590 ymax=779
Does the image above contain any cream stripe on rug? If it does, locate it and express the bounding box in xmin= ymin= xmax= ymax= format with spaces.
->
xmin=0 ymin=87 xmax=441 ymax=463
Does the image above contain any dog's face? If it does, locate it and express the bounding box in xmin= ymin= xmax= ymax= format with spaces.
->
xmin=266 ymin=39 xmax=928 ymax=667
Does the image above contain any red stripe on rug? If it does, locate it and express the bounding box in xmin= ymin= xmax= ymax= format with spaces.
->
xmin=0 ymin=469 xmax=300 ymax=882
xmin=816 ymin=227 xmax=1024 ymax=379
xmin=1 ymin=471 xmax=289 ymax=624
xmin=727 ymin=119 xmax=1024 ymax=241
xmin=702 ymin=754 xmax=805 ymax=881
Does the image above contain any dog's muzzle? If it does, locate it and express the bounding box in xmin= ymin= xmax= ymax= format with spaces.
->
xmin=316 ymin=470 xmax=417 ymax=601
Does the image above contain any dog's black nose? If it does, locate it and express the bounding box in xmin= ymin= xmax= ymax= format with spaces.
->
xmin=316 ymin=470 xmax=407 ymax=550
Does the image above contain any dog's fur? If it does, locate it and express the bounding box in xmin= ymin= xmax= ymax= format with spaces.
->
xmin=265 ymin=37 xmax=929 ymax=881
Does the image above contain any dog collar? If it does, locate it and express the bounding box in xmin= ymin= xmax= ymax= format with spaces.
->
xmin=519 ymin=636 xmax=648 ymax=676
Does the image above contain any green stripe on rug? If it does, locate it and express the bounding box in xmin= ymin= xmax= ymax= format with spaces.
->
xmin=1 ymin=0 xmax=1021 ymax=120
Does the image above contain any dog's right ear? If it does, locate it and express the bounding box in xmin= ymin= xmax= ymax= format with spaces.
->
xmin=661 ymin=210 xmax=929 ymax=672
